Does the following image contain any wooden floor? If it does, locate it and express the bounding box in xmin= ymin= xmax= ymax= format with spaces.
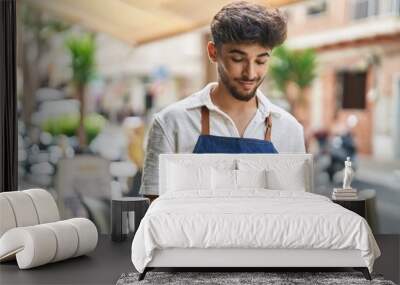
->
xmin=0 ymin=235 xmax=398 ymax=285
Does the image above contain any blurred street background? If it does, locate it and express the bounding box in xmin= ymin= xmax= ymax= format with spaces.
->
xmin=16 ymin=0 xmax=400 ymax=234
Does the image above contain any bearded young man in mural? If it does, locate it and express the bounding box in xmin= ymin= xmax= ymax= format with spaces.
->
xmin=140 ymin=1 xmax=305 ymax=201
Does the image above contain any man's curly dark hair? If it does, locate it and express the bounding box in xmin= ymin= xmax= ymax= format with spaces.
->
xmin=211 ymin=1 xmax=287 ymax=49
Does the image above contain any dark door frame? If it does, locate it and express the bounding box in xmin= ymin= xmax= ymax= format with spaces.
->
xmin=0 ymin=0 xmax=17 ymax=192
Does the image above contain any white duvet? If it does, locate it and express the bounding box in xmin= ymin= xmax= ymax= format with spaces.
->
xmin=131 ymin=190 xmax=380 ymax=273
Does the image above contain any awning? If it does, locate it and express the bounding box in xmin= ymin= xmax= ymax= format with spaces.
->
xmin=26 ymin=0 xmax=302 ymax=45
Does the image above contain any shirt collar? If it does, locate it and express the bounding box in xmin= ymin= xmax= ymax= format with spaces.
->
xmin=186 ymin=82 xmax=281 ymax=119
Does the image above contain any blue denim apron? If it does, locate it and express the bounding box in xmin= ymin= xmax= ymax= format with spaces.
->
xmin=193 ymin=106 xmax=278 ymax=154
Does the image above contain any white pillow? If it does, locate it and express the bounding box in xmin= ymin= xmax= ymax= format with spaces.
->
xmin=211 ymin=169 xmax=268 ymax=191
xmin=212 ymin=168 xmax=236 ymax=190
xmin=266 ymin=162 xmax=306 ymax=191
xmin=237 ymin=159 xmax=308 ymax=191
xmin=167 ymin=163 xmax=212 ymax=192
xmin=236 ymin=169 xmax=268 ymax=189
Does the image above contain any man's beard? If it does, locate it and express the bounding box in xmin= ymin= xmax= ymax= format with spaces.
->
xmin=218 ymin=65 xmax=264 ymax=102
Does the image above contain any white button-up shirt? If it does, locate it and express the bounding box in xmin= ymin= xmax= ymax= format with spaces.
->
xmin=139 ymin=82 xmax=305 ymax=195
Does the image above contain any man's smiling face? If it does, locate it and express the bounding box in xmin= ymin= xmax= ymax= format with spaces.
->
xmin=209 ymin=42 xmax=271 ymax=102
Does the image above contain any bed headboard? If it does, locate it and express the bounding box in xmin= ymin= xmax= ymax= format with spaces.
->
xmin=159 ymin=154 xmax=314 ymax=195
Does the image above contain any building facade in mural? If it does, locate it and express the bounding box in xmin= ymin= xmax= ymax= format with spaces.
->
xmin=284 ymin=0 xmax=400 ymax=159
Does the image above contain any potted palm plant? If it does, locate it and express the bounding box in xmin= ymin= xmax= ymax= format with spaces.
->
xmin=268 ymin=45 xmax=317 ymax=113
xmin=66 ymin=34 xmax=96 ymax=149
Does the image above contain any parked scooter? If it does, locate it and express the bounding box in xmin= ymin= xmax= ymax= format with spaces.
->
xmin=326 ymin=131 xmax=357 ymax=182
xmin=313 ymin=130 xmax=357 ymax=182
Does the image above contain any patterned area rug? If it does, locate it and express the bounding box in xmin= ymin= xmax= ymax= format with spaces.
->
xmin=116 ymin=271 xmax=396 ymax=285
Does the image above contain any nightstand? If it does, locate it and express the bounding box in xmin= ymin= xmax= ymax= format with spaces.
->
xmin=332 ymin=197 xmax=366 ymax=218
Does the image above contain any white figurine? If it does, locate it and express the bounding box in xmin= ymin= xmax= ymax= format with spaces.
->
xmin=343 ymin=157 xmax=354 ymax=189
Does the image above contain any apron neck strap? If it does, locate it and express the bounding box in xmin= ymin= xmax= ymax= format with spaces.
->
xmin=201 ymin=105 xmax=273 ymax=141
xmin=264 ymin=115 xmax=272 ymax=141
xmin=201 ymin=106 xmax=210 ymax=135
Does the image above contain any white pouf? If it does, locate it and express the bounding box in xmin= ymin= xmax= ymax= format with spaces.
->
xmin=0 ymin=189 xmax=98 ymax=269
xmin=0 ymin=196 xmax=17 ymax=237
xmin=24 ymin=188 xmax=60 ymax=223
xmin=1 ymin=191 xmax=39 ymax=227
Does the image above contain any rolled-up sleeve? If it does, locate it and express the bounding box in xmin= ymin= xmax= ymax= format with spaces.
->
xmin=139 ymin=117 xmax=174 ymax=195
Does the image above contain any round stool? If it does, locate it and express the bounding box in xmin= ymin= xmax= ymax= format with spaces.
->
xmin=111 ymin=197 xmax=149 ymax=242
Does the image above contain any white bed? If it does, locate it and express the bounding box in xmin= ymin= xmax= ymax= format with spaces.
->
xmin=131 ymin=154 xmax=380 ymax=280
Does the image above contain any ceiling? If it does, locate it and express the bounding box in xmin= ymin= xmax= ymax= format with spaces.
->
xmin=26 ymin=0 xmax=302 ymax=45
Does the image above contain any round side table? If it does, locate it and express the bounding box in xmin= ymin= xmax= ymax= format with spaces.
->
xmin=111 ymin=197 xmax=150 ymax=242
xmin=332 ymin=197 xmax=367 ymax=218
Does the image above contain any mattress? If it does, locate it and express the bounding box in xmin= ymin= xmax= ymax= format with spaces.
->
xmin=131 ymin=190 xmax=380 ymax=273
